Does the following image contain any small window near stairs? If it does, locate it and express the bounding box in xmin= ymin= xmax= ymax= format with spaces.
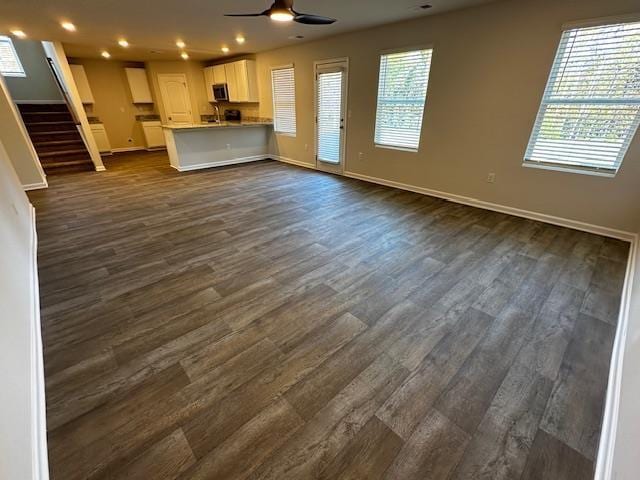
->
xmin=0 ymin=36 xmax=26 ymax=77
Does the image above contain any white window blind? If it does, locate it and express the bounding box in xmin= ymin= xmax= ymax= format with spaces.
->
xmin=316 ymin=70 xmax=344 ymax=164
xmin=374 ymin=49 xmax=433 ymax=151
xmin=525 ymin=21 xmax=640 ymax=174
xmin=271 ymin=66 xmax=296 ymax=135
xmin=0 ymin=36 xmax=25 ymax=77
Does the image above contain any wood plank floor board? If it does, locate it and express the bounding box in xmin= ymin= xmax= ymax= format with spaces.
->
xmin=29 ymin=153 xmax=627 ymax=479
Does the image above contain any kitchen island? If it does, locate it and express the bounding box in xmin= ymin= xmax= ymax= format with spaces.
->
xmin=163 ymin=121 xmax=273 ymax=172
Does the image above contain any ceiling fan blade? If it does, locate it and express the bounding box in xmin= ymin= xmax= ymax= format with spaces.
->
xmin=293 ymin=13 xmax=337 ymax=25
xmin=224 ymin=13 xmax=267 ymax=17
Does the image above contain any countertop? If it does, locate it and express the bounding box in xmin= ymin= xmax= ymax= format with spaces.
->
xmin=162 ymin=121 xmax=273 ymax=131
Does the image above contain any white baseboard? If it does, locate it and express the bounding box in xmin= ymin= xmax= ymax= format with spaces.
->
xmin=146 ymin=147 xmax=167 ymax=152
xmin=28 ymin=206 xmax=49 ymax=480
xmin=173 ymin=154 xmax=271 ymax=172
xmin=271 ymin=155 xmax=316 ymax=170
xmin=595 ymin=235 xmax=638 ymax=480
xmin=343 ymin=170 xmax=636 ymax=242
xmin=95 ymin=166 xmax=106 ymax=172
xmin=110 ymin=146 xmax=146 ymax=153
xmin=23 ymin=180 xmax=48 ymax=191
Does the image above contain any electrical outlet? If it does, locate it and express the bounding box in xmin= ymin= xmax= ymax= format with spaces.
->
xmin=358 ymin=152 xmax=365 ymax=161
xmin=487 ymin=173 xmax=496 ymax=183
xmin=226 ymin=143 xmax=231 ymax=150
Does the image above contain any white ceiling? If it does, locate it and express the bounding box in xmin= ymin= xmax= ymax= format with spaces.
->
xmin=0 ymin=0 xmax=496 ymax=61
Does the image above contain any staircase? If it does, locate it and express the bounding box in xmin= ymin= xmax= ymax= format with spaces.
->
xmin=18 ymin=103 xmax=95 ymax=174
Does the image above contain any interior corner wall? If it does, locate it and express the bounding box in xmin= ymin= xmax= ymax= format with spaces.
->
xmin=4 ymin=39 xmax=61 ymax=103
xmin=0 ymin=135 xmax=46 ymax=480
xmin=255 ymin=0 xmax=640 ymax=233
xmin=70 ymin=58 xmax=152 ymax=150
xmin=0 ymin=75 xmax=47 ymax=188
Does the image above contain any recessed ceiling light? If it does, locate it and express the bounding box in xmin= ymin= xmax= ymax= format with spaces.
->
xmin=118 ymin=39 xmax=129 ymax=48
xmin=176 ymin=40 xmax=186 ymax=48
xmin=221 ymin=46 xmax=230 ymax=54
xmin=11 ymin=30 xmax=26 ymax=38
xmin=101 ymin=50 xmax=111 ymax=59
xmin=181 ymin=51 xmax=189 ymax=60
xmin=235 ymin=35 xmax=245 ymax=45
xmin=61 ymin=22 xmax=76 ymax=32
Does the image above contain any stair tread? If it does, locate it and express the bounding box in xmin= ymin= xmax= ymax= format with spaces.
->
xmin=34 ymin=139 xmax=84 ymax=146
xmin=30 ymin=130 xmax=79 ymax=135
xmin=39 ymin=148 xmax=89 ymax=157
xmin=42 ymin=160 xmax=93 ymax=167
xmin=26 ymin=120 xmax=76 ymax=125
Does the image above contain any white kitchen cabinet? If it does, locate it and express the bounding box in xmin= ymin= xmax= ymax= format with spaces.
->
xmin=142 ymin=121 xmax=166 ymax=149
xmin=90 ymin=123 xmax=111 ymax=153
xmin=213 ymin=65 xmax=226 ymax=84
xmin=224 ymin=60 xmax=259 ymax=103
xmin=70 ymin=64 xmax=95 ymax=104
xmin=204 ymin=66 xmax=215 ymax=102
xmin=125 ymin=68 xmax=153 ymax=103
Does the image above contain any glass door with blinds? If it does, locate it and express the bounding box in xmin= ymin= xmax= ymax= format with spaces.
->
xmin=315 ymin=59 xmax=348 ymax=174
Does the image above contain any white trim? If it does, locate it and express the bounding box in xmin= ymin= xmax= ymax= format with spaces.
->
xmin=595 ymin=235 xmax=638 ymax=480
xmin=110 ymin=146 xmax=146 ymax=153
xmin=146 ymin=147 xmax=167 ymax=152
xmin=523 ymin=161 xmax=617 ymax=178
xmin=95 ymin=165 xmax=106 ymax=172
xmin=342 ymin=170 xmax=636 ymax=241
xmin=23 ymin=180 xmax=48 ymax=191
xmin=28 ymin=205 xmax=49 ymax=480
xmin=172 ymin=154 xmax=271 ymax=172
xmin=13 ymin=100 xmax=66 ymax=105
xmin=272 ymin=155 xmax=315 ymax=169
xmin=271 ymin=63 xmax=294 ymax=71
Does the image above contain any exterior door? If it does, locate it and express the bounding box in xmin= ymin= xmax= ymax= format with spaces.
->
xmin=315 ymin=59 xmax=348 ymax=174
xmin=158 ymin=74 xmax=193 ymax=124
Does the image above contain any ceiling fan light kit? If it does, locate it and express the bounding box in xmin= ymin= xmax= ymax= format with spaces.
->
xmin=225 ymin=0 xmax=336 ymax=25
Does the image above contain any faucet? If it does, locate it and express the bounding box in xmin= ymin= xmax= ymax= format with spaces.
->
xmin=214 ymin=105 xmax=222 ymax=123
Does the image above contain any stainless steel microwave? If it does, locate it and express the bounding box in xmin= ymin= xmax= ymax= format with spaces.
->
xmin=213 ymin=83 xmax=229 ymax=101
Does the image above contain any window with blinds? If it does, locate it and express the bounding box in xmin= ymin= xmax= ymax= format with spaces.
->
xmin=374 ymin=48 xmax=433 ymax=151
xmin=524 ymin=21 xmax=640 ymax=174
xmin=0 ymin=36 xmax=25 ymax=77
xmin=271 ymin=66 xmax=296 ymax=136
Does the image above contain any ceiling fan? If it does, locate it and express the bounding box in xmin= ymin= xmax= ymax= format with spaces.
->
xmin=225 ymin=0 xmax=337 ymax=25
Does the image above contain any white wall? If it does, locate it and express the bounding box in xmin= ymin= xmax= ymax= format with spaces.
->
xmin=608 ymin=239 xmax=640 ymax=480
xmin=0 ymin=136 xmax=48 ymax=479
xmin=0 ymin=74 xmax=47 ymax=189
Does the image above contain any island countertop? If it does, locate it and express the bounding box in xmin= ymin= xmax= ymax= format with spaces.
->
xmin=162 ymin=121 xmax=273 ymax=131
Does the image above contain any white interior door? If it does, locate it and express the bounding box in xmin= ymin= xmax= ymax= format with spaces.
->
xmin=158 ymin=74 xmax=193 ymax=124
xmin=315 ymin=59 xmax=348 ymax=174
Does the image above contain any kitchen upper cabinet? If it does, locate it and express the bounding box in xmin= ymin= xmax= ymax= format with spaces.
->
xmin=70 ymin=64 xmax=94 ymax=104
xmin=222 ymin=60 xmax=259 ymax=103
xmin=125 ymin=68 xmax=153 ymax=103
xmin=204 ymin=65 xmax=228 ymax=102
xmin=213 ymin=65 xmax=226 ymax=84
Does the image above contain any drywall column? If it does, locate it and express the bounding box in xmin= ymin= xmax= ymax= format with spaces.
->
xmin=0 ymin=136 xmax=49 ymax=480
xmin=41 ymin=41 xmax=105 ymax=171
xmin=0 ymin=75 xmax=47 ymax=189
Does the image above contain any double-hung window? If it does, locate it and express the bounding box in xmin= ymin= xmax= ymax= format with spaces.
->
xmin=271 ymin=65 xmax=297 ymax=136
xmin=524 ymin=21 xmax=640 ymax=175
xmin=0 ymin=36 xmax=26 ymax=77
xmin=374 ymin=48 xmax=433 ymax=151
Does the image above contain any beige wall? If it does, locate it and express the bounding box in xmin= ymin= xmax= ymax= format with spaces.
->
xmin=71 ymin=59 xmax=154 ymax=150
xmin=4 ymin=38 xmax=61 ymax=102
xmin=254 ymin=0 xmax=640 ymax=233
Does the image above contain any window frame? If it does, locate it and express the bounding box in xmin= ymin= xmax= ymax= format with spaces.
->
xmin=522 ymin=18 xmax=640 ymax=177
xmin=0 ymin=35 xmax=26 ymax=78
xmin=373 ymin=44 xmax=434 ymax=153
xmin=270 ymin=64 xmax=297 ymax=137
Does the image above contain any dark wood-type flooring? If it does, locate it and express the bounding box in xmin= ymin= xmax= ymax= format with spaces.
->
xmin=28 ymin=152 xmax=629 ymax=479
